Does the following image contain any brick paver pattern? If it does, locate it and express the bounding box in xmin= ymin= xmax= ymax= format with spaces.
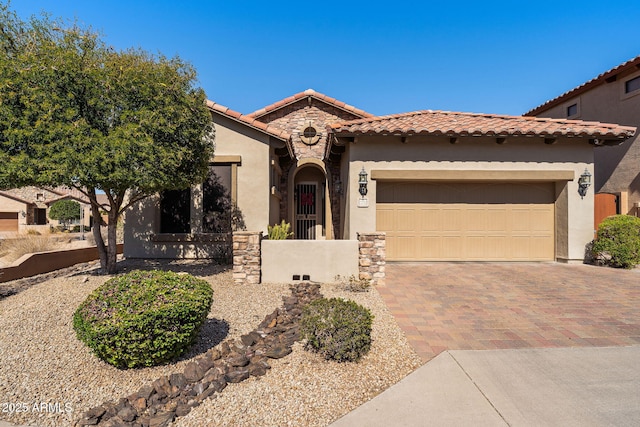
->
xmin=379 ymin=263 xmax=640 ymax=362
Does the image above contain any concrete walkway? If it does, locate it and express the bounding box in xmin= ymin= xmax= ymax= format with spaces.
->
xmin=331 ymin=345 xmax=640 ymax=426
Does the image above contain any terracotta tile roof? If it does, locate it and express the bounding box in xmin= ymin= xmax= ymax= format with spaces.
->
xmin=206 ymin=100 xmax=291 ymax=141
xmin=330 ymin=110 xmax=636 ymax=140
xmin=45 ymin=194 xmax=91 ymax=205
xmin=0 ymin=191 xmax=34 ymax=206
xmin=524 ymin=55 xmax=640 ymax=116
xmin=246 ymin=89 xmax=373 ymax=119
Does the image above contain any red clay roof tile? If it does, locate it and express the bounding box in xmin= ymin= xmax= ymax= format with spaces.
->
xmin=247 ymin=88 xmax=373 ymax=119
xmin=525 ymin=55 xmax=640 ymax=116
xmin=206 ymin=100 xmax=290 ymax=141
xmin=330 ymin=110 xmax=636 ymax=140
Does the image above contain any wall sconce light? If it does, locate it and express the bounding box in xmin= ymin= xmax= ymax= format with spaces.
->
xmin=20 ymin=210 xmax=26 ymax=218
xmin=335 ymin=179 xmax=343 ymax=195
xmin=578 ymin=168 xmax=592 ymax=199
xmin=358 ymin=167 xmax=368 ymax=197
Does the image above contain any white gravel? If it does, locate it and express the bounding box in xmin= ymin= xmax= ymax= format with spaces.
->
xmin=0 ymin=260 xmax=421 ymax=427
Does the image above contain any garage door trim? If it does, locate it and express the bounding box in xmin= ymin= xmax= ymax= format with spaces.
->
xmin=371 ymin=169 xmax=574 ymax=182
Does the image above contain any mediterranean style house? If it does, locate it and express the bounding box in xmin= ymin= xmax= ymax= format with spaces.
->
xmin=525 ymin=55 xmax=640 ymax=228
xmin=0 ymin=186 xmax=94 ymax=233
xmin=124 ymin=89 xmax=636 ymax=263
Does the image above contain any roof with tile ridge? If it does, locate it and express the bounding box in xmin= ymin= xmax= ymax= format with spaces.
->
xmin=524 ymin=55 xmax=640 ymax=116
xmin=206 ymin=100 xmax=291 ymax=141
xmin=246 ymin=88 xmax=373 ymax=119
xmin=330 ymin=109 xmax=636 ymax=140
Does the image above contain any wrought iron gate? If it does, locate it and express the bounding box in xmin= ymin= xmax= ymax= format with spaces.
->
xmin=295 ymin=183 xmax=317 ymax=239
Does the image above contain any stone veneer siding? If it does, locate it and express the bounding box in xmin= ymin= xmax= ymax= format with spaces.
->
xmin=357 ymin=232 xmax=386 ymax=286
xmin=232 ymin=232 xmax=262 ymax=285
xmin=256 ymin=99 xmax=363 ymax=160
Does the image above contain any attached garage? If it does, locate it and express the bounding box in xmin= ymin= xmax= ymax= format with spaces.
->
xmin=377 ymin=181 xmax=556 ymax=261
xmin=0 ymin=212 xmax=18 ymax=233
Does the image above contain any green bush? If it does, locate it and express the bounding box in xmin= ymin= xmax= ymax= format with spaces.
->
xmin=267 ymin=220 xmax=293 ymax=240
xmin=73 ymin=270 xmax=213 ymax=368
xmin=300 ymin=298 xmax=373 ymax=362
xmin=592 ymin=215 xmax=640 ymax=269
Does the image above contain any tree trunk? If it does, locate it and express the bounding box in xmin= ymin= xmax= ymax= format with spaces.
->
xmin=105 ymin=209 xmax=118 ymax=274
xmin=90 ymin=200 xmax=108 ymax=272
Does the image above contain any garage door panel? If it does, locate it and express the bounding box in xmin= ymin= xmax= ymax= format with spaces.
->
xmin=0 ymin=212 xmax=18 ymax=232
xmin=377 ymin=182 xmax=555 ymax=261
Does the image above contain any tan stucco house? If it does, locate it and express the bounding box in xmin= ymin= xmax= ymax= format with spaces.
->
xmin=124 ymin=89 xmax=636 ymax=263
xmin=0 ymin=186 xmax=93 ymax=233
xmin=525 ymin=55 xmax=640 ymax=227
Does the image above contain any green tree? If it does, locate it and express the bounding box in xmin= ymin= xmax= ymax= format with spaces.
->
xmin=48 ymin=199 xmax=81 ymax=229
xmin=0 ymin=4 xmax=214 ymax=273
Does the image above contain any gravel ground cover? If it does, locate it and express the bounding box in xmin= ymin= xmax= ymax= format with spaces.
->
xmin=0 ymin=259 xmax=421 ymax=427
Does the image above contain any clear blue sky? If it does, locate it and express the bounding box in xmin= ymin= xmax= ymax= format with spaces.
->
xmin=8 ymin=1 xmax=640 ymax=117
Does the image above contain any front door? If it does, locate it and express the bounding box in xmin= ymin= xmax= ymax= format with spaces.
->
xmin=295 ymin=182 xmax=317 ymax=239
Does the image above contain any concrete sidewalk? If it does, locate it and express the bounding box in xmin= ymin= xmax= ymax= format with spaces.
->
xmin=330 ymin=345 xmax=640 ymax=426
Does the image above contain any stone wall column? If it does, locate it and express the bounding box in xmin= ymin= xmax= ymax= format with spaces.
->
xmin=233 ymin=231 xmax=263 ymax=285
xmin=357 ymin=232 xmax=386 ymax=286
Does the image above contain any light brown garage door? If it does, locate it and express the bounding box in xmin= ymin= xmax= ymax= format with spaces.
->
xmin=377 ymin=182 xmax=555 ymax=261
xmin=0 ymin=212 xmax=18 ymax=232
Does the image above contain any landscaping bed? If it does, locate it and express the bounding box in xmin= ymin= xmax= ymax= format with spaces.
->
xmin=0 ymin=259 xmax=421 ymax=427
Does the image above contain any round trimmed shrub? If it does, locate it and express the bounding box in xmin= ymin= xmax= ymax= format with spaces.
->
xmin=73 ymin=270 xmax=213 ymax=368
xmin=592 ymin=215 xmax=640 ymax=269
xmin=300 ymin=297 xmax=373 ymax=362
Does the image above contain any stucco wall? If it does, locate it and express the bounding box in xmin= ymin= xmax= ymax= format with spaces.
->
xmin=261 ymin=239 xmax=358 ymax=283
xmin=534 ymin=67 xmax=640 ymax=213
xmin=345 ymin=135 xmax=594 ymax=262
xmin=124 ymin=113 xmax=274 ymax=258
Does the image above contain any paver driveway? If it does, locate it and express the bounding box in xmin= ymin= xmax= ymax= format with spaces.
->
xmin=379 ymin=263 xmax=640 ymax=362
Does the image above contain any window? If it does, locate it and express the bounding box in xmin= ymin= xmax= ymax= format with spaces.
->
xmin=203 ymin=165 xmax=232 ymax=233
xmin=36 ymin=193 xmax=44 ymax=201
xmin=625 ymin=76 xmax=640 ymax=94
xmin=160 ymin=188 xmax=191 ymax=233
xmin=158 ymin=165 xmax=237 ymax=235
xmin=567 ymin=103 xmax=578 ymax=117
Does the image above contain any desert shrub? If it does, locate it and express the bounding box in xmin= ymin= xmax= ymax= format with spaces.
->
xmin=26 ymin=229 xmax=41 ymax=235
xmin=592 ymin=215 xmax=640 ymax=269
xmin=267 ymin=220 xmax=293 ymax=240
xmin=300 ymin=298 xmax=373 ymax=362
xmin=73 ymin=270 xmax=213 ymax=368
xmin=334 ymin=274 xmax=372 ymax=292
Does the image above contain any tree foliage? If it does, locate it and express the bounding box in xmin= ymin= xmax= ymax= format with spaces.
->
xmin=0 ymin=4 xmax=214 ymax=272
xmin=48 ymin=199 xmax=81 ymax=228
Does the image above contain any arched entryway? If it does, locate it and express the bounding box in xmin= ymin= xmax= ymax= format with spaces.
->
xmin=289 ymin=160 xmax=332 ymax=239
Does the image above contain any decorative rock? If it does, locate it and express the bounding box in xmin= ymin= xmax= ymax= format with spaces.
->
xmin=183 ymin=361 xmax=205 ymax=382
xmin=264 ymin=345 xmax=292 ymax=359
xmin=248 ymin=363 xmax=268 ymax=377
xmin=169 ymin=373 xmax=187 ymax=389
xmin=175 ymin=404 xmax=191 ymax=417
xmin=228 ymin=353 xmax=250 ymax=367
xmin=148 ymin=412 xmax=175 ymax=427
xmin=117 ymin=405 xmax=137 ymax=422
xmin=225 ymin=368 xmax=250 ymax=383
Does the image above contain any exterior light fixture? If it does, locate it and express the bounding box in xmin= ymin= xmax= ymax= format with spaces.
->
xmin=358 ymin=167 xmax=368 ymax=197
xmin=578 ymin=168 xmax=592 ymax=199
xmin=335 ymin=179 xmax=343 ymax=195
xmin=20 ymin=210 xmax=26 ymax=218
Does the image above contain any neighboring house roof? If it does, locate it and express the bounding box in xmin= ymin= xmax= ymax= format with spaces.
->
xmin=246 ymin=88 xmax=373 ymax=119
xmin=0 ymin=191 xmax=34 ymax=206
xmin=45 ymin=194 xmax=91 ymax=206
xmin=524 ymin=55 xmax=640 ymax=116
xmin=330 ymin=110 xmax=636 ymax=141
xmin=206 ymin=100 xmax=291 ymax=141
